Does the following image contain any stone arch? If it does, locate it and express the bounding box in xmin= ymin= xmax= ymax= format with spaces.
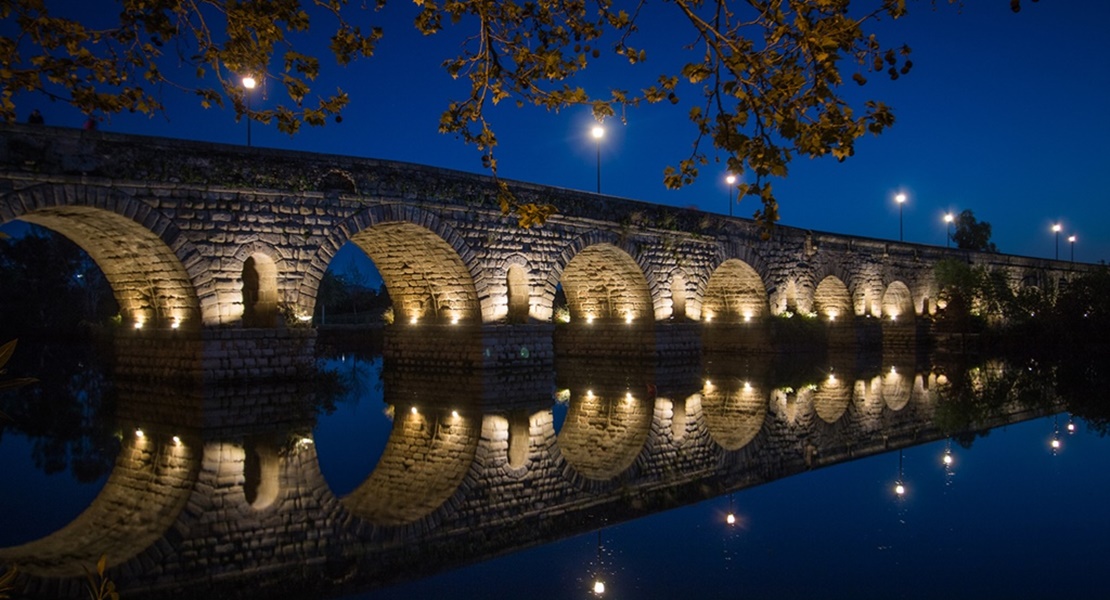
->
xmin=302 ymin=206 xmax=485 ymax=324
xmin=557 ymin=388 xmax=653 ymax=480
xmin=0 ymin=430 xmax=200 ymax=577
xmin=881 ymin=366 xmax=911 ymax=411
xmin=701 ymin=259 xmax=769 ymax=322
xmin=814 ymin=373 xmax=851 ymax=423
xmin=539 ymin=231 xmax=662 ymax=323
xmin=342 ymin=406 xmax=479 ymax=526
xmin=555 ymin=239 xmax=653 ymax=323
xmin=241 ymin=253 xmax=281 ymax=327
xmin=814 ymin=275 xmax=852 ymax=322
xmin=700 ymin=380 xmax=767 ymax=451
xmin=506 ymin=263 xmax=531 ymax=323
xmin=881 ymin=281 xmax=914 ymax=321
xmin=1 ymin=184 xmax=204 ymax=328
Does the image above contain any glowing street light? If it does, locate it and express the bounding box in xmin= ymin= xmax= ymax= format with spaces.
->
xmin=944 ymin=212 xmax=954 ymax=248
xmin=591 ymin=125 xmax=604 ymax=194
xmin=895 ymin=193 xmax=907 ymax=241
xmin=242 ymin=75 xmax=257 ymax=147
xmin=1052 ymin=223 xmax=1062 ymax=260
xmin=726 ymin=173 xmax=737 ymax=217
xmin=1068 ymin=234 xmax=1077 ymax=263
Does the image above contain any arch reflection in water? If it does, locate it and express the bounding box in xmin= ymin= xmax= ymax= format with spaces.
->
xmin=0 ymin=343 xmax=1083 ymax=599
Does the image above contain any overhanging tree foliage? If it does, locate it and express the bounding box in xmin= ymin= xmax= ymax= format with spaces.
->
xmin=0 ymin=0 xmax=1037 ymax=229
xmin=952 ymin=209 xmax=997 ymax=252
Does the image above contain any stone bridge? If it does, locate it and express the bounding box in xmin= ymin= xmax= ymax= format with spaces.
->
xmin=0 ymin=348 xmax=1062 ymax=599
xmin=0 ymin=124 xmax=1090 ymax=373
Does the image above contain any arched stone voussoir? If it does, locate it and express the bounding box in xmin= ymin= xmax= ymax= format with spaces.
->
xmin=300 ymin=204 xmax=490 ymax=323
xmin=2 ymin=183 xmax=206 ymax=328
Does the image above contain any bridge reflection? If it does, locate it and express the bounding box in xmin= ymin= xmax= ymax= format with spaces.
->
xmin=0 ymin=342 xmax=1065 ymax=599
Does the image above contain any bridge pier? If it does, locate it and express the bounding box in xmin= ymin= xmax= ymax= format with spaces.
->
xmin=110 ymin=328 xmax=317 ymax=382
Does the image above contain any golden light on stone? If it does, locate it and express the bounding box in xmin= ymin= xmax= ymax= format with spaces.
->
xmin=409 ymin=315 xmax=418 ymax=325
xmin=625 ymin=312 xmax=633 ymax=324
xmin=743 ymin=311 xmax=752 ymax=322
xmin=452 ymin=410 xmax=459 ymax=418
xmin=587 ymin=314 xmax=596 ymax=324
xmin=451 ymin=315 xmax=459 ymax=325
xmin=171 ymin=317 xmax=181 ymax=329
xmin=172 ymin=435 xmax=181 ymax=445
xmin=135 ymin=428 xmax=144 ymax=438
xmin=133 ymin=319 xmax=143 ymax=330
xmin=410 ymin=406 xmax=418 ymax=415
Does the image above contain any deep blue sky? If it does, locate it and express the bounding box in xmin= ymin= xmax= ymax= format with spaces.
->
xmin=16 ymin=1 xmax=1110 ymax=263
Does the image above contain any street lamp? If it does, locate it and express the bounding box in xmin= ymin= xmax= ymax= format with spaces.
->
xmin=726 ymin=174 xmax=737 ymax=217
xmin=895 ymin=193 xmax=907 ymax=241
xmin=1068 ymin=234 xmax=1076 ymax=263
xmin=944 ymin=212 xmax=954 ymax=248
xmin=1052 ymin=223 xmax=1062 ymax=260
xmin=591 ymin=125 xmax=604 ymax=194
xmin=242 ymin=75 xmax=257 ymax=147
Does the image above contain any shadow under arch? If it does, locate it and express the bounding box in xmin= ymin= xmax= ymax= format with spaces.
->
xmin=702 ymin=258 xmax=769 ymax=322
xmin=0 ymin=432 xmax=200 ymax=578
xmin=242 ymin=253 xmax=280 ymax=327
xmin=300 ymin=206 xmax=484 ymax=324
xmin=341 ymin=406 xmax=480 ymax=526
xmin=1 ymin=184 xmax=202 ymax=328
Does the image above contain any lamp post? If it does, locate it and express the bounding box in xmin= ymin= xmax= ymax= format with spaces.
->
xmin=591 ymin=125 xmax=604 ymax=194
xmin=944 ymin=212 xmax=954 ymax=248
xmin=726 ymin=174 xmax=737 ymax=217
xmin=1052 ymin=223 xmax=1062 ymax=260
xmin=242 ymin=75 xmax=257 ymax=147
xmin=1068 ymin=235 xmax=1076 ymax=263
xmin=895 ymin=193 xmax=906 ymax=241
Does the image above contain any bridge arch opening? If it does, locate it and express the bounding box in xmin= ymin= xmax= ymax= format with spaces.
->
xmin=342 ymin=404 xmax=479 ymax=526
xmin=882 ymin=281 xmax=914 ymax=321
xmin=700 ymin=379 xmax=768 ymax=451
xmin=7 ymin=205 xmax=200 ymax=329
xmin=557 ymin=388 xmax=653 ymax=480
xmin=560 ymin=244 xmax=652 ymax=323
xmin=814 ymin=276 xmax=852 ymax=322
xmin=242 ymin=254 xmax=280 ymax=328
xmin=702 ymin=259 xmax=768 ymax=322
xmin=345 ymin=222 xmax=480 ymax=325
xmin=671 ymin=272 xmax=688 ymax=320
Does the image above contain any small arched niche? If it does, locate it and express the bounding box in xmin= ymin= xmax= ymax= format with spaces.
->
xmin=506 ymin=264 xmax=530 ymax=323
xmin=671 ymin=273 xmax=688 ymax=320
xmin=242 ymin=253 xmax=280 ymax=327
xmin=243 ymin=438 xmax=281 ymax=510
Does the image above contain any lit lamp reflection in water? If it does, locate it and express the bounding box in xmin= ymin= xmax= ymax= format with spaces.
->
xmin=591 ymin=529 xmax=606 ymax=596
xmin=1050 ymin=416 xmax=1062 ymax=455
xmin=893 ymin=449 xmax=907 ymax=498
xmin=942 ymin=438 xmax=955 ymax=488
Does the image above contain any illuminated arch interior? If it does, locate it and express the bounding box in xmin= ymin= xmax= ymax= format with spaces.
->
xmin=506 ymin=264 xmax=530 ymax=323
xmin=342 ymin=406 xmax=479 ymax=526
xmin=814 ymin=276 xmax=852 ymax=321
xmin=700 ymin=381 xmax=767 ymax=451
xmin=18 ymin=207 xmax=200 ymax=328
xmin=560 ymin=244 xmax=652 ymax=323
xmin=557 ymin=389 xmax=652 ymax=480
xmin=349 ymin=222 xmax=480 ymax=324
xmin=242 ymin=253 xmax=280 ymax=327
xmin=702 ymin=259 xmax=768 ymax=321
xmin=881 ymin=281 xmax=914 ymax=320
xmin=670 ymin=272 xmax=688 ymax=320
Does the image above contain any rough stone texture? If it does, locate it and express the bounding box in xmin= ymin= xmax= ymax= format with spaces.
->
xmin=0 ymin=124 xmax=1090 ymax=339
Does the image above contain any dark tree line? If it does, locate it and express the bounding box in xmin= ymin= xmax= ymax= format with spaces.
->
xmin=0 ymin=226 xmax=118 ymax=339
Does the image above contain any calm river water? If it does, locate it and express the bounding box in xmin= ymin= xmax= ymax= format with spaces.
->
xmin=2 ymin=338 xmax=1108 ymax=599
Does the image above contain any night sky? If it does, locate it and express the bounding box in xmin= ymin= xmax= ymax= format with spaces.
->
xmin=10 ymin=2 xmax=1110 ymax=263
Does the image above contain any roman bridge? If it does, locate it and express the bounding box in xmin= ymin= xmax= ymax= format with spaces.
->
xmin=0 ymin=124 xmax=1088 ymax=373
